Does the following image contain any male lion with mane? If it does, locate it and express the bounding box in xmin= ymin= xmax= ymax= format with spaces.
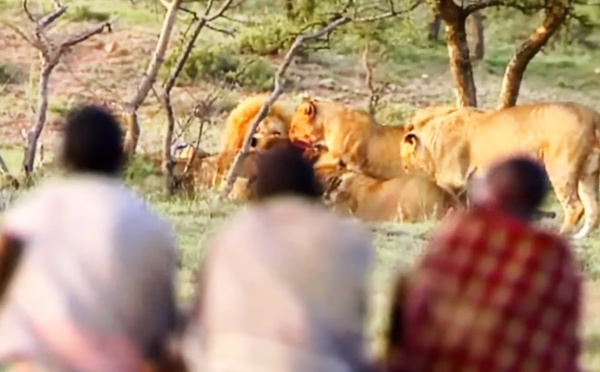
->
xmin=400 ymin=102 xmax=600 ymax=239
xmin=214 ymin=94 xmax=294 ymax=182
xmin=220 ymin=93 xmax=294 ymax=153
xmin=288 ymin=98 xmax=407 ymax=180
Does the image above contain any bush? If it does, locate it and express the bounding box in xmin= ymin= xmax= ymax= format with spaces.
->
xmin=235 ymin=15 xmax=299 ymax=56
xmin=163 ymin=47 xmax=285 ymax=91
xmin=67 ymin=6 xmax=110 ymax=23
xmin=0 ymin=62 xmax=27 ymax=85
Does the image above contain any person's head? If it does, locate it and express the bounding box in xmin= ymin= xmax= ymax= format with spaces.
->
xmin=252 ymin=140 xmax=323 ymax=201
xmin=471 ymin=156 xmax=549 ymax=220
xmin=61 ymin=104 xmax=125 ymax=176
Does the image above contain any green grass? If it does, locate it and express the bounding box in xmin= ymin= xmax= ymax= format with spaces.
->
xmin=2 ymin=0 xmax=600 ymax=368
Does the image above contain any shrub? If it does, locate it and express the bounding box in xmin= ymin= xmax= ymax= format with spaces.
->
xmin=163 ymin=47 xmax=286 ymax=91
xmin=67 ymin=6 xmax=111 ymax=23
xmin=0 ymin=62 xmax=27 ymax=85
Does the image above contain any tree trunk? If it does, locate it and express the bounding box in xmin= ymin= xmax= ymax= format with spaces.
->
xmin=434 ymin=0 xmax=477 ymax=107
xmin=123 ymin=0 xmax=183 ymax=156
xmin=497 ymin=2 xmax=569 ymax=109
xmin=22 ymin=58 xmax=56 ymax=180
xmin=428 ymin=14 xmax=442 ymax=41
xmin=284 ymin=0 xmax=295 ymax=19
xmin=445 ymin=20 xmax=477 ymax=107
xmin=467 ymin=11 xmax=484 ymax=61
xmin=161 ymin=17 xmax=208 ymax=195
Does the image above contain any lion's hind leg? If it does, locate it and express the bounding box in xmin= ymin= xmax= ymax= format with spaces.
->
xmin=574 ymin=152 xmax=600 ymax=239
xmin=546 ymin=167 xmax=584 ymax=236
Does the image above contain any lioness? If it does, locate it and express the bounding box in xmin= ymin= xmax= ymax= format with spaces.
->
xmin=401 ymin=102 xmax=600 ymax=238
xmin=288 ymin=98 xmax=407 ymax=180
xmin=323 ymin=170 xmax=459 ymax=222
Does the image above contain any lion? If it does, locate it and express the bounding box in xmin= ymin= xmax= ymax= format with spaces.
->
xmin=400 ymin=102 xmax=600 ymax=238
xmin=220 ymin=93 xmax=294 ymax=153
xmin=323 ymin=170 xmax=460 ymax=222
xmin=288 ymin=98 xmax=408 ymax=180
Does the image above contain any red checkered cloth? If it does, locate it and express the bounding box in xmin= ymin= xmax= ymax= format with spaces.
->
xmin=396 ymin=206 xmax=583 ymax=372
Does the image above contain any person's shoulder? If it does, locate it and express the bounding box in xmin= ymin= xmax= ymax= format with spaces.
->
xmin=0 ymin=179 xmax=66 ymax=236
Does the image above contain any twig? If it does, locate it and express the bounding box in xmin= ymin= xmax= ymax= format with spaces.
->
xmin=222 ymin=16 xmax=351 ymax=197
xmin=354 ymin=0 xmax=424 ymax=22
xmin=61 ymin=22 xmax=111 ymax=48
xmin=361 ymin=43 xmax=380 ymax=116
xmin=205 ymin=23 xmax=234 ymax=36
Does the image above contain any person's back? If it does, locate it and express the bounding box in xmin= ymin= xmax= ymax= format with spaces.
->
xmin=378 ymin=156 xmax=583 ymax=372
xmin=182 ymin=141 xmax=374 ymax=372
xmin=0 ymin=105 xmax=178 ymax=371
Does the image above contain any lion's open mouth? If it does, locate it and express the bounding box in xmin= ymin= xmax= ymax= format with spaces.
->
xmin=291 ymin=140 xmax=311 ymax=150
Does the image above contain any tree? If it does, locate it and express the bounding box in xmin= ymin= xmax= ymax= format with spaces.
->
xmin=432 ymin=0 xmax=498 ymax=107
xmin=467 ymin=10 xmax=484 ymax=61
xmin=497 ymin=0 xmax=570 ymax=108
xmin=9 ymin=0 xmax=110 ymax=181
xmin=160 ymin=0 xmax=235 ymax=194
xmin=122 ymin=0 xmax=183 ymax=156
xmin=428 ymin=13 xmax=442 ymax=40
xmin=222 ymin=0 xmax=424 ymax=197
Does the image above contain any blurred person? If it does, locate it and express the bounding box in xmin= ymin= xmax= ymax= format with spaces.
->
xmin=0 ymin=105 xmax=179 ymax=371
xmin=377 ymin=155 xmax=583 ymax=371
xmin=182 ymin=141 xmax=374 ymax=372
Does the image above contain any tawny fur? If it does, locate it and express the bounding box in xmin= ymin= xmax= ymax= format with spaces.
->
xmin=220 ymin=93 xmax=294 ymax=153
xmin=400 ymin=102 xmax=600 ymax=238
xmin=288 ymin=99 xmax=407 ymax=180
xmin=324 ymin=170 xmax=460 ymax=222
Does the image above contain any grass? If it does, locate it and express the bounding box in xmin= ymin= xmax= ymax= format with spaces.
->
xmin=2 ymin=0 xmax=600 ymax=368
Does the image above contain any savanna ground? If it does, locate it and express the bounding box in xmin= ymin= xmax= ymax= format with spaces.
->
xmin=1 ymin=0 xmax=600 ymax=367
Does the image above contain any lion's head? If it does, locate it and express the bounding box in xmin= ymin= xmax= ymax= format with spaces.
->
xmin=400 ymin=132 xmax=436 ymax=179
xmin=221 ymin=94 xmax=293 ymax=153
xmin=288 ymin=99 xmax=326 ymax=146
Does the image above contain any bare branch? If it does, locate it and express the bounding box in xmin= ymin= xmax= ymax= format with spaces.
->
xmin=354 ymin=0 xmax=424 ymax=22
xmin=464 ymin=0 xmax=543 ymax=14
xmin=222 ymin=16 xmax=351 ymax=197
xmin=205 ymin=23 xmax=234 ymax=36
xmin=61 ymin=22 xmax=111 ymax=48
xmin=37 ymin=5 xmax=67 ymax=31
xmin=204 ymin=0 xmax=217 ymax=16
xmin=160 ymin=0 xmax=236 ymax=193
xmin=5 ymin=23 xmax=39 ymax=49
xmin=123 ymin=0 xmax=184 ymax=155
xmin=206 ymin=0 xmax=234 ymax=21
xmin=23 ymin=0 xmax=36 ymax=23
xmin=362 ymin=43 xmax=380 ymax=116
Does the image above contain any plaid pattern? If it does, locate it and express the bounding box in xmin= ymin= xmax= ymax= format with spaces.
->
xmin=399 ymin=206 xmax=582 ymax=372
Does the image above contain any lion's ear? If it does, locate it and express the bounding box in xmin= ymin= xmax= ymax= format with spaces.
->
xmin=303 ymin=101 xmax=317 ymax=118
xmin=403 ymin=133 xmax=421 ymax=150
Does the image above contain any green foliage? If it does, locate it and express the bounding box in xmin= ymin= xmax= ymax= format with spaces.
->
xmin=66 ymin=6 xmax=111 ymax=23
xmin=123 ymin=155 xmax=162 ymax=183
xmin=0 ymin=62 xmax=27 ymax=85
xmin=48 ymin=97 xmax=78 ymax=118
xmin=235 ymin=15 xmax=300 ymax=56
xmin=163 ymin=46 xmax=278 ymax=90
xmin=375 ymin=103 xmax=413 ymax=124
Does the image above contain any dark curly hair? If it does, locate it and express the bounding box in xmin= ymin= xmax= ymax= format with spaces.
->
xmin=61 ymin=104 xmax=125 ymax=176
xmin=252 ymin=140 xmax=323 ymax=201
xmin=486 ymin=156 xmax=550 ymax=217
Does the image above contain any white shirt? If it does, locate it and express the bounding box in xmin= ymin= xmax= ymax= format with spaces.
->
xmin=0 ymin=174 xmax=178 ymax=372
